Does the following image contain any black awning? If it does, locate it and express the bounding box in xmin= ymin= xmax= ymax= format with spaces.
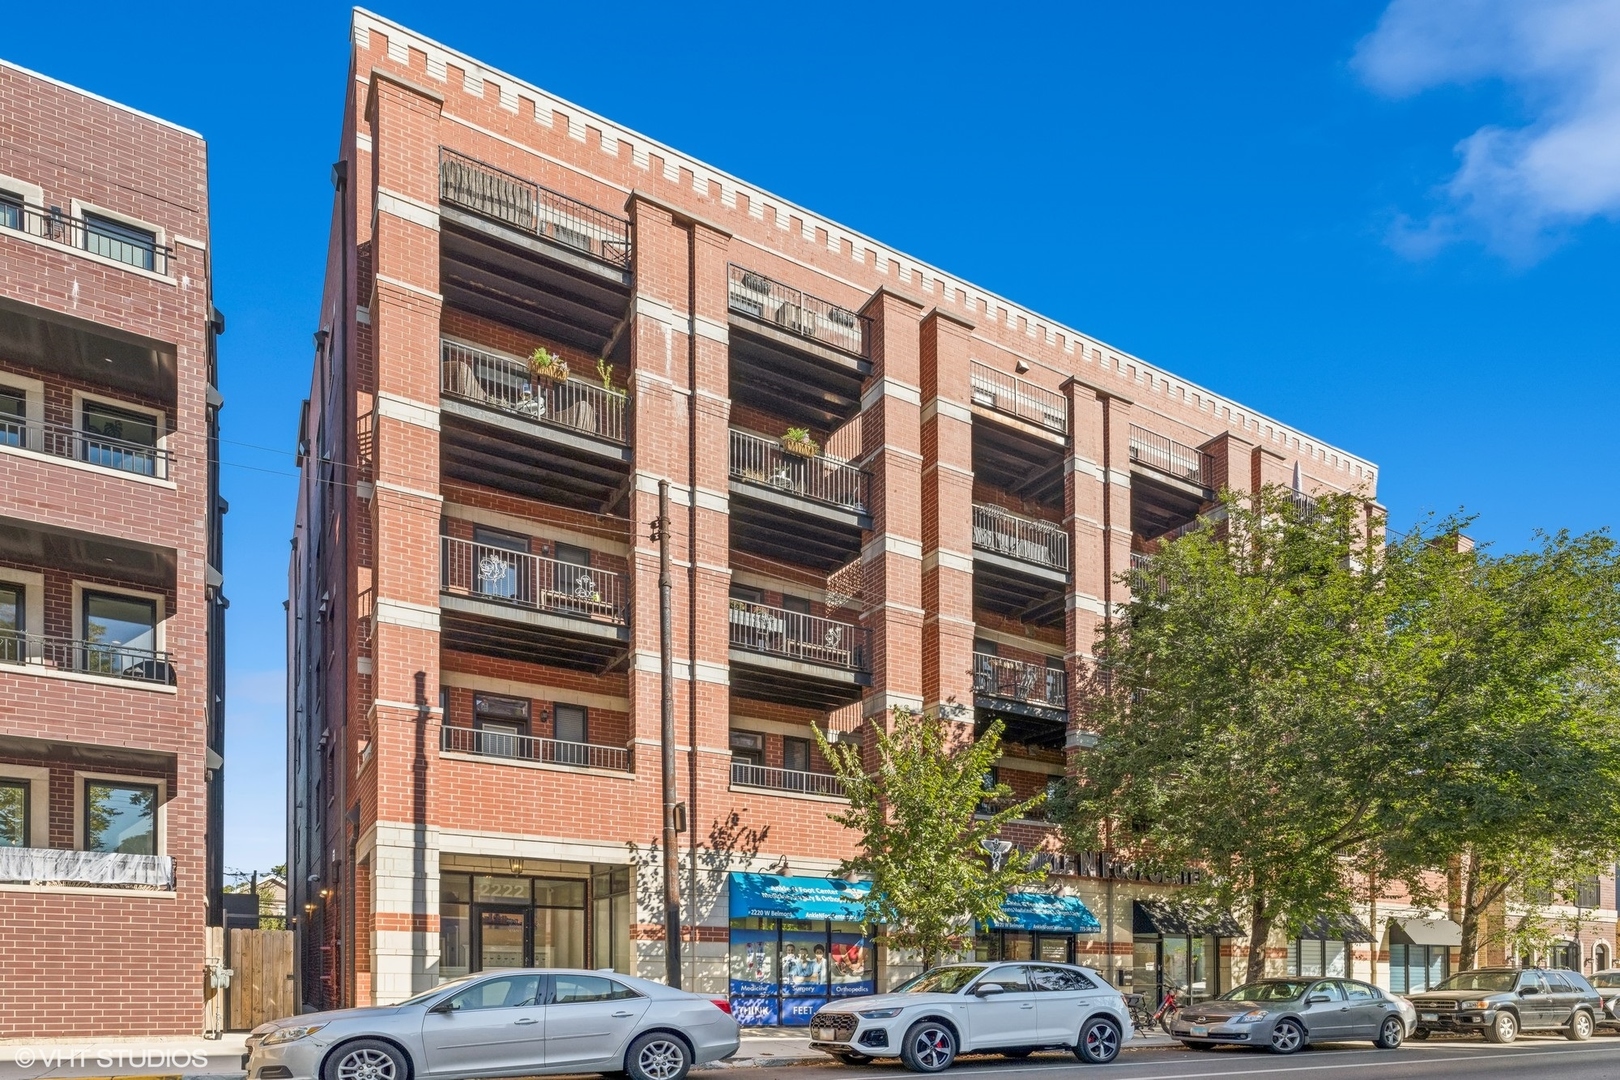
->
xmin=1389 ymin=917 xmax=1463 ymax=947
xmin=1296 ymin=912 xmax=1377 ymax=943
xmin=1133 ymin=898 xmax=1246 ymax=938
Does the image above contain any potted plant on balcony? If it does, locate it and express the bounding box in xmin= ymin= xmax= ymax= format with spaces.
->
xmin=781 ymin=426 xmax=819 ymax=458
xmin=595 ymin=357 xmax=626 ymax=397
xmin=529 ymin=346 xmax=569 ymax=383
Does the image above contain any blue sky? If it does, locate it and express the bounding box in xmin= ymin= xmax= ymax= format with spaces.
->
xmin=7 ymin=1 xmax=1617 ymax=872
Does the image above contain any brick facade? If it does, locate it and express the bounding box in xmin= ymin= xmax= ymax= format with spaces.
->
xmin=0 ymin=61 xmax=223 ymax=1036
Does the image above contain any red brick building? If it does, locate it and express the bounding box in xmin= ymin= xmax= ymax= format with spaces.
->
xmin=0 ymin=61 xmax=226 ymax=1036
xmin=288 ymin=11 xmax=1389 ymax=1017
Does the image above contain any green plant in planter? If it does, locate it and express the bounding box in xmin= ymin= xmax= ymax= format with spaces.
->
xmin=529 ymin=346 xmax=569 ymax=382
xmin=596 ymin=357 xmax=620 ymax=394
xmin=781 ymin=426 xmax=819 ymax=457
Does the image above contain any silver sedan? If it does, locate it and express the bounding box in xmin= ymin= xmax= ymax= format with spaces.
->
xmin=244 ymin=969 xmax=739 ymax=1080
xmin=1170 ymin=978 xmax=1416 ymax=1054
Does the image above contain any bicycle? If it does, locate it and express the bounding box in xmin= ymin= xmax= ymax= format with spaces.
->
xmin=1152 ymin=986 xmax=1185 ymax=1035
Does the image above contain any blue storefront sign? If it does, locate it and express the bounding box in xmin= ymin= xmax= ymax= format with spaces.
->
xmin=728 ymin=873 xmax=872 ymax=921
xmin=729 ymin=873 xmax=876 ymax=1027
xmin=989 ymin=892 xmax=1102 ymax=934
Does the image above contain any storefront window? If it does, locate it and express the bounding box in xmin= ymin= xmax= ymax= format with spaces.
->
xmin=534 ymin=878 xmax=586 ymax=967
xmin=592 ymin=867 xmax=633 ymax=974
xmin=438 ymin=869 xmax=608 ymax=980
xmin=1290 ymin=938 xmax=1348 ymax=978
xmin=441 ymin=873 xmax=472 ymax=979
xmin=728 ymin=917 xmax=874 ymax=1027
xmin=1390 ymin=943 xmax=1448 ymax=993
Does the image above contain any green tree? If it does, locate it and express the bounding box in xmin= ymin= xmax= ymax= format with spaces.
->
xmin=816 ymin=706 xmax=1046 ymax=969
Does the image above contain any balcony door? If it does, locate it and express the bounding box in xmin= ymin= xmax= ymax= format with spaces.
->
xmin=0 ymin=583 xmax=22 ymax=663
xmin=473 ymin=528 xmax=528 ymax=602
xmin=82 ymin=591 xmax=157 ymax=677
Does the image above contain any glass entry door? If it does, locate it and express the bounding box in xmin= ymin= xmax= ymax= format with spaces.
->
xmin=474 ymin=905 xmax=530 ymax=971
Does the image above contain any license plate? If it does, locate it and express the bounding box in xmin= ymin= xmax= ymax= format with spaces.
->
xmin=1420 ymin=1012 xmax=1437 ymax=1022
xmin=1190 ymin=1025 xmax=1208 ymax=1037
xmin=817 ymin=1028 xmax=837 ymax=1042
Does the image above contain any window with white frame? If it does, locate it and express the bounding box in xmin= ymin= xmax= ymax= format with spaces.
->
xmin=80 ymin=397 xmax=161 ymax=477
xmin=0 ymin=779 xmax=27 ymax=847
xmin=83 ymin=779 xmax=158 ymax=854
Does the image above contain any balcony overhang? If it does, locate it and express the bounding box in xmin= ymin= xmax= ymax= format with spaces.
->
xmin=973 ymin=560 xmax=1067 ymax=630
xmin=439 ymin=207 xmax=632 ymax=355
xmin=728 ymin=318 xmax=868 ymax=431
xmin=975 ymin=705 xmax=1067 ymax=751
xmin=0 ymin=295 xmax=177 ymax=403
xmin=1131 ymin=469 xmax=1212 ymax=540
xmin=728 ymin=482 xmax=868 ymax=571
xmin=0 ymin=732 xmax=175 ymax=771
xmin=440 ymin=594 xmax=628 ymax=672
xmin=973 ymin=424 xmax=1066 ymax=511
xmin=729 ymin=650 xmax=870 ymax=710
xmin=440 ymin=399 xmax=632 ymax=513
xmin=0 ymin=518 xmax=174 ymax=588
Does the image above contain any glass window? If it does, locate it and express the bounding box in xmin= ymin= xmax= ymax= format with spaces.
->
xmin=441 ymin=874 xmax=472 ymax=980
xmin=783 ymin=737 xmax=810 ymax=774
xmin=553 ymin=704 xmax=587 ymax=745
xmin=1342 ymin=981 xmax=1376 ymax=1001
xmin=1546 ymin=972 xmax=1574 ymax=992
xmin=553 ymin=542 xmax=590 ymax=566
xmin=447 ymin=974 xmax=542 ymax=1010
xmin=84 ymin=781 xmax=157 ymax=854
xmin=974 ymin=965 xmax=1030 ymax=993
xmin=593 ymin=868 xmax=634 ymax=974
xmin=472 ymin=528 xmax=527 ymax=601
xmin=1030 ymin=965 xmax=1096 ymax=991
xmin=730 ymin=730 xmax=764 ymax=766
xmin=82 ymin=401 xmax=159 ymax=475
xmin=0 ymin=779 xmax=28 ymax=847
xmin=0 ymin=192 xmax=22 ymax=230
xmin=534 ymin=878 xmax=586 ymax=968
xmin=894 ymin=966 xmax=984 ymax=995
xmin=551 ymin=974 xmax=637 ymax=1004
xmin=1393 ymin=944 xmax=1452 ymax=993
xmin=1290 ymin=938 xmax=1347 ymax=978
xmin=0 ymin=386 xmax=25 ymax=447
xmin=1309 ymin=980 xmax=1344 ymax=1001
xmin=82 ymin=591 xmax=158 ymax=674
xmin=0 ymin=583 xmax=22 ymax=664
xmin=83 ymin=212 xmax=156 ymax=271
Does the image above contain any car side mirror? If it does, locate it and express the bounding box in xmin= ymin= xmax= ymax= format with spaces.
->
xmin=974 ymin=984 xmax=1006 ymax=998
xmin=1519 ymin=986 xmax=1539 ymax=997
xmin=429 ymin=999 xmax=456 ymax=1014
xmin=1306 ymin=994 xmax=1331 ymax=1005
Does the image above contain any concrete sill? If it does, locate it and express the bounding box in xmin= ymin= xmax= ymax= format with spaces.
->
xmin=728 ymin=783 xmax=848 ymax=804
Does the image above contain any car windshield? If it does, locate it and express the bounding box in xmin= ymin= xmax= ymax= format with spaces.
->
xmin=1220 ymin=981 xmax=1309 ymax=1002
xmin=893 ymin=966 xmax=985 ymax=995
xmin=1592 ymin=974 xmax=1620 ymax=988
xmin=1433 ymin=972 xmax=1517 ymax=993
xmin=397 ymin=976 xmax=478 ymax=1007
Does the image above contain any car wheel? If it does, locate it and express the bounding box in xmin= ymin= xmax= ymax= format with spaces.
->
xmin=1268 ymin=1019 xmax=1305 ymax=1055
xmin=1567 ymin=1010 xmax=1594 ymax=1042
xmin=835 ymin=1052 xmax=874 ymax=1065
xmin=1483 ymin=1011 xmax=1518 ymax=1045
xmin=1410 ymin=1027 xmax=1431 ymax=1040
xmin=899 ymin=1021 xmax=957 ymax=1073
xmin=1075 ymin=1018 xmax=1121 ymax=1065
xmin=626 ymin=1032 xmax=691 ymax=1080
xmin=1374 ymin=1016 xmax=1404 ymax=1050
xmin=323 ymin=1040 xmax=407 ymax=1080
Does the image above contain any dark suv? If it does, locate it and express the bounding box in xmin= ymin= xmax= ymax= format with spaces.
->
xmin=1407 ymin=968 xmax=1601 ymax=1043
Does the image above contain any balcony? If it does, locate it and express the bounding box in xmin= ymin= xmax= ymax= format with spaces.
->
xmin=727 ymin=265 xmax=869 ymax=433
xmin=728 ymin=599 xmax=870 ymax=708
xmin=437 ymin=149 xmax=633 ymax=354
xmin=730 ymin=760 xmax=846 ymax=798
xmin=971 ymin=503 xmax=1068 ymax=629
xmin=728 ymin=429 xmax=870 ymax=570
xmin=972 ymin=504 xmax=1068 ymax=573
xmin=973 ymin=653 xmax=1068 ymax=748
xmin=1128 ymin=424 xmax=1216 ymax=540
xmin=441 ymin=725 xmax=632 ymax=773
xmin=440 ymin=536 xmax=628 ymax=670
xmin=0 ymin=846 xmax=175 ymax=889
xmin=1 ymin=203 xmax=174 ymax=276
xmin=1128 ymin=425 xmax=1213 ymax=488
xmin=438 ymin=339 xmax=631 ymax=512
xmin=969 ymin=361 xmax=1067 ymax=434
xmin=0 ymin=417 xmax=171 ymax=479
xmin=0 ymin=631 xmax=175 ymax=686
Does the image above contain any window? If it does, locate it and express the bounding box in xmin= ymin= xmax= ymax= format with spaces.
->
xmin=446 ymin=974 xmax=542 ymax=1011
xmin=0 ymin=191 xmax=21 ymax=231
xmin=82 ymin=590 xmax=158 ymax=675
xmin=553 ymin=542 xmax=590 ymax=567
xmin=1389 ymin=943 xmax=1449 ymax=994
xmin=1289 ymin=938 xmax=1347 ymax=978
xmin=474 ymin=693 xmax=530 ymax=758
xmin=553 ymin=704 xmax=587 ymax=744
xmin=730 ymin=585 xmax=764 ymax=604
xmin=0 ymin=385 xmax=25 ymax=447
xmin=1030 ymin=965 xmax=1097 ymax=991
xmin=1576 ymin=878 xmax=1602 ymax=909
xmin=472 ymin=528 xmax=527 ymax=601
xmin=82 ymin=400 xmax=159 ymax=476
xmin=1342 ymin=981 xmax=1376 ymax=1001
xmin=1546 ymin=971 xmax=1575 ymax=992
xmin=1552 ymin=944 xmax=1579 ymax=972
xmin=551 ymin=974 xmax=638 ymax=1004
xmin=83 ymin=212 xmax=156 ymax=271
xmin=0 ymin=583 xmax=22 ymax=663
xmin=973 ymin=965 xmax=1030 ymax=994
xmin=84 ymin=780 xmax=157 ymax=854
xmin=1309 ymin=980 xmax=1344 ymax=1001
xmin=730 ymin=730 xmax=764 ymax=767
xmin=0 ymin=780 xmax=27 ymax=847
xmin=783 ymin=737 xmax=810 ymax=774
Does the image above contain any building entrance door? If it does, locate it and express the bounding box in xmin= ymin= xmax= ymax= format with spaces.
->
xmin=474 ymin=904 xmax=530 ymax=970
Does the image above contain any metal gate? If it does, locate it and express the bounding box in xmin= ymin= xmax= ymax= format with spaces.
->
xmin=228 ymin=928 xmax=296 ymax=1030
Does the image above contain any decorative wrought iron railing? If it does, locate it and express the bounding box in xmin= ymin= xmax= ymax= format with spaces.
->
xmin=728 ymin=599 xmax=869 ymax=673
xmin=971 ymin=503 xmax=1069 ymax=572
xmin=438 ymin=148 xmax=632 ymax=269
xmin=729 ymin=429 xmax=868 ymax=513
xmin=0 ymin=631 xmax=174 ymax=684
xmin=441 ymin=725 xmax=632 ymax=772
xmin=1128 ymin=424 xmax=1213 ymax=488
xmin=440 ymin=339 xmax=628 ymax=444
xmin=726 ymin=264 xmax=870 ymax=358
xmin=441 ymin=536 xmax=626 ymax=624
xmin=730 ymin=760 xmax=846 ymax=797
xmin=0 ymin=203 xmax=173 ymax=274
xmin=968 ymin=361 xmax=1067 ymax=432
xmin=972 ymin=652 xmax=1067 ymax=710
xmin=0 ymin=416 xmax=170 ymax=478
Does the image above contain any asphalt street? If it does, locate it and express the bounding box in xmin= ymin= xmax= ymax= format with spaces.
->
xmin=701 ymin=1036 xmax=1620 ymax=1079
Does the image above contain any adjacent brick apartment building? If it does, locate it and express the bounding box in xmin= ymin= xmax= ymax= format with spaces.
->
xmin=0 ymin=62 xmax=225 ymax=1035
xmin=299 ymin=9 xmax=1610 ymax=1021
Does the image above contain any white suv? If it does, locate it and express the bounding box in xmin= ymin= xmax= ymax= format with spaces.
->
xmin=808 ymin=961 xmax=1130 ymax=1071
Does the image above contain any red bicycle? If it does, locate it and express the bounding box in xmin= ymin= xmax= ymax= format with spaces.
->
xmin=1152 ymin=986 xmax=1185 ymax=1035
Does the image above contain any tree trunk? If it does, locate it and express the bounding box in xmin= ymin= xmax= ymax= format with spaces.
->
xmin=1246 ymin=909 xmax=1273 ymax=981
xmin=1458 ymin=854 xmax=1479 ymax=968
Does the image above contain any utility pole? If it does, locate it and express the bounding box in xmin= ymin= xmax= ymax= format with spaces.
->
xmin=653 ymin=480 xmax=682 ymax=987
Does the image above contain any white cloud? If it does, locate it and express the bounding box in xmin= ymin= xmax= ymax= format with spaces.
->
xmin=1354 ymin=0 xmax=1620 ymax=260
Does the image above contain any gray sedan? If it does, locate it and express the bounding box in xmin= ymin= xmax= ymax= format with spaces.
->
xmin=244 ymin=969 xmax=739 ymax=1080
xmin=1170 ymin=978 xmax=1416 ymax=1054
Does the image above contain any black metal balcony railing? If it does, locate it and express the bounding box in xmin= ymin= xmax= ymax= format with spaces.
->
xmin=0 ymin=631 xmax=175 ymax=685
xmin=439 ymin=148 xmax=632 ymax=269
xmin=0 ymin=847 xmax=175 ymax=889
xmin=442 ymin=536 xmax=627 ymax=624
xmin=441 ymin=339 xmax=628 ymax=444
xmin=729 ymin=599 xmax=869 ymax=672
xmin=1128 ymin=424 xmax=1213 ymax=488
xmin=973 ymin=652 xmax=1067 ymax=710
xmin=0 ymin=416 xmax=171 ymax=479
xmin=1129 ymin=552 xmax=1151 ymax=570
xmin=0 ymin=203 xmax=173 ymax=275
xmin=441 ymin=725 xmax=632 ymax=772
xmin=972 ymin=503 xmax=1069 ymax=572
xmin=727 ymin=264 xmax=870 ymax=359
xmin=968 ymin=361 xmax=1067 ymax=432
xmin=729 ymin=429 xmax=868 ymax=513
xmin=731 ymin=760 xmax=846 ymax=797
